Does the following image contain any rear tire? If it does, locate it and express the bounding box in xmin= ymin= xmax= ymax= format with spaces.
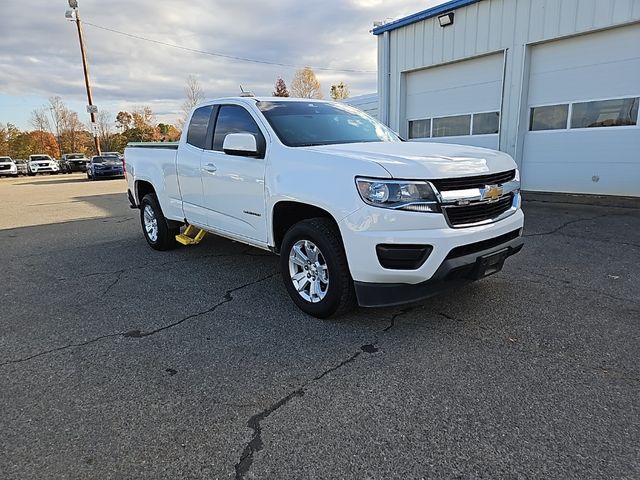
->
xmin=140 ymin=193 xmax=179 ymax=251
xmin=280 ymin=218 xmax=356 ymax=318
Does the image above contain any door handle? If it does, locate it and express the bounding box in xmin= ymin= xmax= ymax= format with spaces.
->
xmin=203 ymin=163 xmax=217 ymax=173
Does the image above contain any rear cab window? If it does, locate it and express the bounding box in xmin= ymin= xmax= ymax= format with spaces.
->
xmin=186 ymin=105 xmax=214 ymax=148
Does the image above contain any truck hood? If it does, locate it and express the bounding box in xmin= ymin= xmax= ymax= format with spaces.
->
xmin=306 ymin=141 xmax=516 ymax=179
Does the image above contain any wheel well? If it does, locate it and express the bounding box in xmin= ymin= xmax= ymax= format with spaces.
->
xmin=272 ymin=201 xmax=337 ymax=253
xmin=136 ymin=180 xmax=155 ymax=205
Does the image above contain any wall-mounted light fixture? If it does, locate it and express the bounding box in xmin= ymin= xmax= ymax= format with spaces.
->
xmin=438 ymin=12 xmax=454 ymax=27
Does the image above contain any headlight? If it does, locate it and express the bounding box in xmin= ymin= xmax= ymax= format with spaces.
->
xmin=356 ymin=178 xmax=440 ymax=212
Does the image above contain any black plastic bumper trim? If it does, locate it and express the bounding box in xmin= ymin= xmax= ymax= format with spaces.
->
xmin=354 ymin=235 xmax=524 ymax=308
xmin=127 ymin=189 xmax=138 ymax=209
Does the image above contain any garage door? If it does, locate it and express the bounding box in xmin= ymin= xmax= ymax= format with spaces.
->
xmin=522 ymin=24 xmax=640 ymax=196
xmin=403 ymin=53 xmax=504 ymax=149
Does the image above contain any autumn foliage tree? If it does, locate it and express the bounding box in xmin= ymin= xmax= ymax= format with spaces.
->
xmin=290 ymin=67 xmax=323 ymax=99
xmin=272 ymin=78 xmax=290 ymax=97
xmin=2 ymin=100 xmax=182 ymax=159
xmin=330 ymin=82 xmax=350 ymax=101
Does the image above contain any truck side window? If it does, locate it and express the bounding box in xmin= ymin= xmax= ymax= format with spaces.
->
xmin=186 ymin=105 xmax=213 ymax=148
xmin=212 ymin=105 xmax=266 ymax=156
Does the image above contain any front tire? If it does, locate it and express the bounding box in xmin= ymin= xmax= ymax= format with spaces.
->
xmin=280 ymin=218 xmax=356 ymax=318
xmin=140 ymin=193 xmax=178 ymax=251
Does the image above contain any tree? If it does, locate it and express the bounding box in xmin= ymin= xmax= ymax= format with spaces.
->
xmin=330 ymin=82 xmax=350 ymax=101
xmin=60 ymin=111 xmax=86 ymax=154
xmin=116 ymin=111 xmax=133 ymax=131
xmin=0 ymin=123 xmax=8 ymax=156
xmin=125 ymin=106 xmax=159 ymax=142
xmin=272 ymin=78 xmax=290 ymax=97
xmin=5 ymin=124 xmax=34 ymax=159
xmin=48 ymin=96 xmax=67 ymax=152
xmin=96 ymin=110 xmax=114 ymax=151
xmin=179 ymin=75 xmax=205 ymax=128
xmin=290 ymin=67 xmax=323 ymax=99
xmin=30 ymin=107 xmax=51 ymax=136
xmin=132 ymin=106 xmax=155 ymax=130
xmin=29 ymin=131 xmax=59 ymax=157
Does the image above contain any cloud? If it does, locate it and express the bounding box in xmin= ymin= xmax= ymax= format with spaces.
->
xmin=1 ymin=0 xmax=442 ymax=126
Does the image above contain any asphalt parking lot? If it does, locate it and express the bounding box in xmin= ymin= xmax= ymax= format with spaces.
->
xmin=1 ymin=174 xmax=638 ymax=479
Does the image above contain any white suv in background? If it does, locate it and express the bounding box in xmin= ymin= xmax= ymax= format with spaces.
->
xmin=0 ymin=156 xmax=18 ymax=177
xmin=28 ymin=155 xmax=60 ymax=175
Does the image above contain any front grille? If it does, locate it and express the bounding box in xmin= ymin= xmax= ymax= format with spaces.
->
xmin=444 ymin=195 xmax=513 ymax=227
xmin=445 ymin=229 xmax=521 ymax=260
xmin=0 ymin=165 xmax=10 ymax=170
xmin=431 ymin=170 xmax=515 ymax=191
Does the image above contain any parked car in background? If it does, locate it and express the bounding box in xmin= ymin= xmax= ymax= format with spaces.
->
xmin=0 ymin=156 xmax=18 ymax=177
xmin=14 ymin=159 xmax=28 ymax=176
xmin=28 ymin=154 xmax=59 ymax=175
xmin=57 ymin=159 xmax=71 ymax=174
xmin=86 ymin=155 xmax=124 ymax=180
xmin=60 ymin=153 xmax=89 ymax=172
xmin=102 ymin=151 xmax=124 ymax=165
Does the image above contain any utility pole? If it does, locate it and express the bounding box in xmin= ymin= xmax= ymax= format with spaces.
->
xmin=66 ymin=0 xmax=101 ymax=155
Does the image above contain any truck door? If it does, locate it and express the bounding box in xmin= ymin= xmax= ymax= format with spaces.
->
xmin=200 ymin=104 xmax=268 ymax=242
xmin=176 ymin=105 xmax=215 ymax=227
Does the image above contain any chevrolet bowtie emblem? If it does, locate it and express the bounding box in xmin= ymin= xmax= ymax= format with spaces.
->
xmin=482 ymin=184 xmax=503 ymax=201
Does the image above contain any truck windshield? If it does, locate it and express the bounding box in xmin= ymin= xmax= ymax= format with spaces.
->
xmin=67 ymin=154 xmax=84 ymax=159
xmin=31 ymin=156 xmax=50 ymax=161
xmin=256 ymin=101 xmax=400 ymax=147
xmin=0 ymin=157 xmax=12 ymax=162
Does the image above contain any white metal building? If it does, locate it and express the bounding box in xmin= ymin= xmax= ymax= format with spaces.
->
xmin=343 ymin=93 xmax=379 ymax=119
xmin=373 ymin=0 xmax=640 ymax=196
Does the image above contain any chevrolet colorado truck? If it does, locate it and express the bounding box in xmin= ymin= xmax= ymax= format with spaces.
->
xmin=125 ymin=97 xmax=524 ymax=318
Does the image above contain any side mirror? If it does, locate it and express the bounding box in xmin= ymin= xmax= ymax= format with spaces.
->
xmin=223 ymin=133 xmax=258 ymax=157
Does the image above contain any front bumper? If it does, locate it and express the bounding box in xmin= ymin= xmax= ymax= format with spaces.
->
xmin=338 ymin=197 xmax=525 ymax=306
xmin=93 ymin=169 xmax=124 ymax=178
xmin=30 ymin=166 xmax=59 ymax=173
xmin=354 ymin=234 xmax=523 ymax=307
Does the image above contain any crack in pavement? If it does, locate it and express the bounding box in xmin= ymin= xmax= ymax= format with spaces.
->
xmin=523 ymin=214 xmax=611 ymax=238
xmin=102 ymin=269 xmax=126 ymax=295
xmin=0 ymin=333 xmax=123 ymax=367
xmin=122 ymin=272 xmax=278 ymax=339
xmin=233 ymin=306 xmax=417 ymax=479
xmin=0 ymin=272 xmax=278 ymax=368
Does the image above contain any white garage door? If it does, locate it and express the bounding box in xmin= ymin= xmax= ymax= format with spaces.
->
xmin=522 ymin=24 xmax=640 ymax=196
xmin=403 ymin=53 xmax=504 ymax=149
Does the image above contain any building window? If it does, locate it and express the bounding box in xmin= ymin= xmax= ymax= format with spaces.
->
xmin=408 ymin=119 xmax=431 ymax=139
xmin=571 ymin=97 xmax=639 ymax=129
xmin=472 ymin=112 xmax=500 ymax=135
xmin=433 ymin=114 xmax=471 ymax=137
xmin=529 ymin=104 xmax=569 ymax=131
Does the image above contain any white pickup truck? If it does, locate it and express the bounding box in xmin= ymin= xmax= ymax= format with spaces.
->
xmin=125 ymin=97 xmax=523 ymax=317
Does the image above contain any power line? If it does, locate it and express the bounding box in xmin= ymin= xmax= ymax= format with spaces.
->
xmin=83 ymin=22 xmax=376 ymax=74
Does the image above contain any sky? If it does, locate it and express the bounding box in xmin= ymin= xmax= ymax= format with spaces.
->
xmin=0 ymin=0 xmax=444 ymax=130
